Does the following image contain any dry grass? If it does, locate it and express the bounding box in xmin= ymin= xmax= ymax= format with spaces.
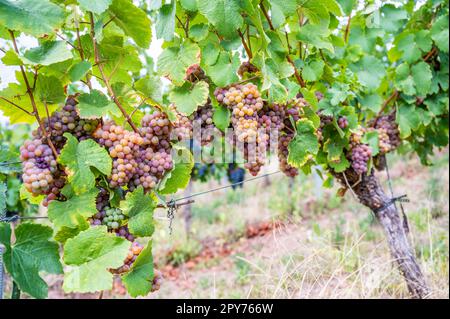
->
xmin=149 ymin=151 xmax=449 ymax=299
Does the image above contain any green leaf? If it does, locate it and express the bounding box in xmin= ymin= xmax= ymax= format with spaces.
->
xmin=397 ymin=104 xmax=420 ymax=138
xmin=270 ymin=0 xmax=297 ymax=28
xmin=350 ymin=56 xmax=385 ymax=90
xmin=300 ymin=88 xmax=319 ymax=111
xmin=77 ymin=90 xmax=120 ymax=119
xmin=431 ymin=15 xmax=449 ymax=53
xmin=336 ymin=0 xmax=355 ymax=16
xmin=190 ymin=24 xmax=209 ymax=42
xmin=109 ymin=0 xmax=152 ymax=48
xmin=58 ymin=133 xmax=112 ymax=194
xmin=157 ymin=41 xmax=200 ymax=86
xmin=1 ymin=50 xmax=22 ymax=66
xmin=287 ymin=119 xmax=319 ymax=168
xmin=302 ymin=59 xmax=325 ymax=82
xmin=180 ymin=0 xmax=197 ymax=11
xmin=205 ymin=51 xmax=240 ymax=87
xmin=63 ymin=226 xmax=131 ymax=293
xmin=169 ymin=81 xmax=209 ymax=116
xmin=121 ymin=241 xmax=154 ymax=297
xmin=0 ymin=223 xmax=62 ymax=299
xmin=159 ymin=145 xmax=194 ymax=194
xmin=155 ymin=1 xmax=175 ymax=41
xmin=0 ymin=0 xmax=65 ymax=37
xmin=396 ymin=33 xmax=421 ymax=63
xmin=360 ymin=93 xmax=382 ymax=113
xmin=362 ymin=130 xmax=380 ymax=156
xmin=22 ymin=41 xmax=72 ymax=66
xmin=411 ymin=61 xmax=432 ymax=97
xmin=35 ymin=75 xmax=66 ymax=104
xmin=197 ymin=0 xmax=243 ymax=39
xmin=48 ymin=188 xmax=99 ymax=242
xmin=0 ymin=145 xmax=21 ymax=174
xmin=134 ymin=75 xmax=163 ymax=104
xmin=69 ymin=61 xmax=92 ymax=82
xmin=119 ymin=186 xmax=156 ymax=237
xmin=213 ymin=105 xmax=230 ymax=132
xmin=78 ymin=0 xmax=112 ymax=14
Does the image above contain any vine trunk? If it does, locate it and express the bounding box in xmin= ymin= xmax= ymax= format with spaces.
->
xmin=334 ymin=169 xmax=430 ymax=299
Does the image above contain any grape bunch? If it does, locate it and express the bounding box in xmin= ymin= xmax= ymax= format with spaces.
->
xmin=258 ymin=103 xmax=285 ymax=146
xmin=373 ymin=113 xmax=401 ymax=153
xmin=129 ymin=147 xmax=173 ymax=192
xmin=151 ymin=269 xmax=163 ymax=292
xmin=185 ymin=64 xmax=206 ymax=83
xmin=173 ymin=112 xmax=193 ymax=142
xmin=237 ymin=61 xmax=258 ymax=77
xmin=278 ymin=133 xmax=298 ymax=177
xmin=338 ymin=116 xmax=349 ymax=129
xmin=191 ymin=103 xmax=217 ymax=146
xmin=215 ymin=83 xmax=266 ymax=175
xmin=100 ymin=207 xmax=125 ymax=230
xmin=347 ymin=129 xmax=372 ymax=175
xmin=115 ymin=226 xmax=135 ymax=242
xmin=140 ymin=111 xmax=172 ymax=151
xmin=112 ymin=242 xmax=144 ymax=274
xmin=350 ymin=144 xmax=372 ymax=175
xmin=93 ymin=122 xmax=143 ymax=188
xmin=33 ymin=96 xmax=99 ymax=149
xmin=20 ymin=139 xmax=60 ymax=196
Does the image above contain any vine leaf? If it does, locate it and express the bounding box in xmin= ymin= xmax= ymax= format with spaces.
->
xmin=205 ymin=51 xmax=240 ymax=88
xmin=159 ymin=145 xmax=194 ymax=195
xmin=108 ymin=0 xmax=152 ymax=48
xmin=77 ymin=90 xmax=120 ymax=119
xmin=21 ymin=41 xmax=72 ymax=66
xmin=0 ymin=223 xmax=63 ymax=299
xmin=35 ymin=75 xmax=66 ymax=104
xmin=1 ymin=50 xmax=22 ymax=65
xmin=69 ymin=61 xmax=92 ymax=82
xmin=119 ymin=186 xmax=156 ymax=237
xmin=155 ymin=1 xmax=175 ymax=41
xmin=48 ymin=187 xmax=99 ymax=242
xmin=0 ymin=0 xmax=65 ymax=37
xmin=169 ymin=81 xmax=209 ymax=116
xmin=397 ymin=104 xmax=421 ymax=139
xmin=411 ymin=62 xmax=432 ymax=97
xmin=122 ymin=241 xmax=154 ymax=297
xmin=63 ymin=226 xmax=131 ymax=293
xmin=134 ymin=75 xmax=163 ymax=104
xmin=78 ymin=0 xmax=112 ymax=14
xmin=197 ymin=0 xmax=243 ymax=39
xmin=288 ymin=119 xmax=319 ymax=168
xmin=58 ymin=133 xmax=112 ymax=194
xmin=213 ymin=105 xmax=231 ymax=132
xmin=157 ymin=40 xmax=200 ymax=86
xmin=431 ymin=15 xmax=449 ymax=53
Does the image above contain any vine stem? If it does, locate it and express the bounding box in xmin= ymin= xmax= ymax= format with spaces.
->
xmin=8 ymin=30 xmax=58 ymax=158
xmin=259 ymin=2 xmax=306 ymax=88
xmin=238 ymin=29 xmax=252 ymax=59
xmin=0 ymin=97 xmax=33 ymax=116
xmin=89 ymin=12 xmax=140 ymax=134
xmin=344 ymin=15 xmax=352 ymax=43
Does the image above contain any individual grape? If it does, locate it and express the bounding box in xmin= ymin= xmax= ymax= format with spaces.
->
xmin=185 ymin=64 xmax=206 ymax=82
